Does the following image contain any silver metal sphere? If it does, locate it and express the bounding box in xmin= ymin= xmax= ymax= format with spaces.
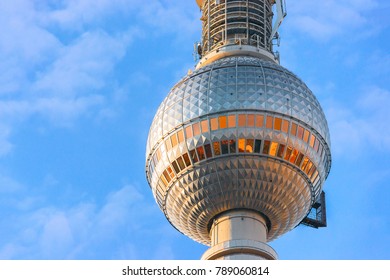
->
xmin=145 ymin=56 xmax=331 ymax=245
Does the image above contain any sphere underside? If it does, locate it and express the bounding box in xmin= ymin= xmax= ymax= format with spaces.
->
xmin=166 ymin=156 xmax=312 ymax=245
xmin=146 ymin=56 xmax=331 ymax=244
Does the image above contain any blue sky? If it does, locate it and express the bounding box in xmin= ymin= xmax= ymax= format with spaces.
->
xmin=0 ymin=0 xmax=389 ymax=260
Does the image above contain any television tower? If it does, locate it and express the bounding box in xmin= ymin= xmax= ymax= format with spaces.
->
xmin=146 ymin=0 xmax=331 ymax=260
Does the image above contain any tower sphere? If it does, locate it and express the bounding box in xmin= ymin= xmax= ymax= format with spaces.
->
xmin=146 ymin=56 xmax=331 ymax=244
xmin=145 ymin=0 xmax=331 ymax=259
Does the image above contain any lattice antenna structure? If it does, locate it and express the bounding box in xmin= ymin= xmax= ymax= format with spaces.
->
xmin=145 ymin=0 xmax=331 ymax=260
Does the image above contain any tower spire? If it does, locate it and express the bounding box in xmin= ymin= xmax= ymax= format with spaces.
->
xmin=195 ymin=0 xmax=286 ymax=69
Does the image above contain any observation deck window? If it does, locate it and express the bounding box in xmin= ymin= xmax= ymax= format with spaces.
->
xmin=221 ymin=140 xmax=229 ymax=154
xmin=256 ymin=115 xmax=264 ymax=127
xmin=246 ymin=139 xmax=254 ymax=153
xmin=186 ymin=125 xmax=193 ymax=138
xmin=247 ymin=114 xmax=255 ymax=127
xmin=274 ymin=117 xmax=282 ymax=131
xmin=269 ymin=142 xmax=278 ymax=156
xmin=254 ymin=139 xmax=262 ymax=153
xmin=238 ymin=114 xmax=246 ymax=127
xmin=229 ymin=139 xmax=237 ymax=153
xmin=219 ymin=116 xmax=228 ymax=129
xmin=197 ymin=146 xmax=206 ymax=161
xmin=213 ymin=141 xmax=221 ymax=155
xmin=201 ymin=120 xmax=209 ymax=132
xmin=263 ymin=140 xmax=271 ymax=154
xmin=277 ymin=144 xmax=285 ymax=158
xmin=193 ymin=123 xmax=201 ymax=136
xmin=282 ymin=119 xmax=289 ymax=133
xmin=205 ymin=144 xmax=213 ymax=158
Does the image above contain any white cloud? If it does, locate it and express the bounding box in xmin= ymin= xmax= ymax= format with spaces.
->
xmin=287 ymin=0 xmax=378 ymax=41
xmin=46 ymin=0 xmax=130 ymax=30
xmin=327 ymin=87 xmax=390 ymax=158
xmin=0 ymin=173 xmax=23 ymax=193
xmin=0 ymin=127 xmax=13 ymax=156
xmin=0 ymin=184 xmax=172 ymax=259
xmin=0 ymin=0 xmax=199 ymax=157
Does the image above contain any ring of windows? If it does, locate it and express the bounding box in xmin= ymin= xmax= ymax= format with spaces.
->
xmin=147 ymin=112 xmax=328 ymax=182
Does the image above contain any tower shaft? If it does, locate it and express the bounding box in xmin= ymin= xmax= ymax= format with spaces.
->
xmin=202 ymin=210 xmax=277 ymax=260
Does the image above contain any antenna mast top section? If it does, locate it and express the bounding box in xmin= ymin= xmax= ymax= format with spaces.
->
xmin=195 ymin=0 xmax=286 ymax=69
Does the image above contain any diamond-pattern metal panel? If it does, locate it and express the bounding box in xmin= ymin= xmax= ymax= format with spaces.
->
xmin=163 ymin=157 xmax=313 ymax=245
xmin=146 ymin=56 xmax=332 ymax=246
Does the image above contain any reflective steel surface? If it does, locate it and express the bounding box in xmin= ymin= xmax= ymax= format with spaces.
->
xmin=145 ymin=56 xmax=331 ymax=245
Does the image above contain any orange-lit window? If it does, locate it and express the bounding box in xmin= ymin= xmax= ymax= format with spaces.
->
xmin=305 ymin=160 xmax=313 ymax=174
xmin=274 ymin=118 xmax=282 ymax=131
xmin=301 ymin=157 xmax=309 ymax=171
xmin=172 ymin=161 xmax=180 ymax=173
xmin=185 ymin=125 xmax=193 ymax=138
xmin=291 ymin=123 xmax=297 ymax=136
xmin=177 ymin=156 xmax=185 ymax=170
xmin=238 ymin=138 xmax=245 ymax=152
xmin=160 ymin=174 xmax=168 ymax=187
xmin=296 ymin=153 xmax=304 ymax=166
xmin=303 ymin=130 xmax=310 ymax=143
xmin=165 ymin=138 xmax=172 ymax=150
xmin=219 ymin=116 xmax=227 ymax=129
xmin=289 ymin=149 xmax=299 ymax=163
xmin=193 ymin=123 xmax=201 ymax=136
xmin=221 ymin=140 xmax=229 ymax=154
xmin=204 ymin=144 xmax=212 ymax=158
xmin=246 ymin=139 xmax=254 ymax=153
xmin=171 ymin=134 xmax=178 ymax=147
xmin=163 ymin=170 xmax=171 ymax=183
xmin=238 ymin=114 xmax=246 ymax=127
xmin=254 ymin=139 xmax=262 ymax=153
xmin=256 ymin=115 xmax=264 ymax=127
xmin=182 ymin=153 xmax=191 ymax=167
xmin=210 ymin=118 xmax=218 ymax=130
xmin=201 ymin=120 xmax=209 ymax=132
xmin=247 ymin=115 xmax=255 ymax=127
xmin=266 ymin=116 xmax=273 ymax=129
xmin=167 ymin=166 xmax=175 ymax=179
xmin=282 ymin=120 xmax=289 ymax=133
xmin=177 ymin=130 xmax=184 ymax=143
xmin=277 ymin=144 xmax=285 ymax=158
xmin=269 ymin=142 xmax=278 ymax=156
xmin=213 ymin=141 xmax=221 ymax=156
xmin=190 ymin=149 xmax=198 ymax=163
xmin=284 ymin=146 xmax=293 ymax=161
xmin=309 ymin=134 xmax=315 ymax=148
xmin=308 ymin=165 xmax=316 ymax=178
xmin=297 ymin=126 xmax=304 ymax=139
xmin=229 ymin=140 xmax=236 ymax=153
xmin=314 ymin=138 xmax=320 ymax=152
xmin=228 ymin=115 xmax=236 ymax=128
xmin=197 ymin=146 xmax=206 ymax=161
xmin=263 ymin=140 xmax=271 ymax=154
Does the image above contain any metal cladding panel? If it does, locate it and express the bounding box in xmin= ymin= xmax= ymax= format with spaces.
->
xmin=145 ymin=57 xmax=332 ymax=245
xmin=164 ymin=158 xmax=312 ymax=245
